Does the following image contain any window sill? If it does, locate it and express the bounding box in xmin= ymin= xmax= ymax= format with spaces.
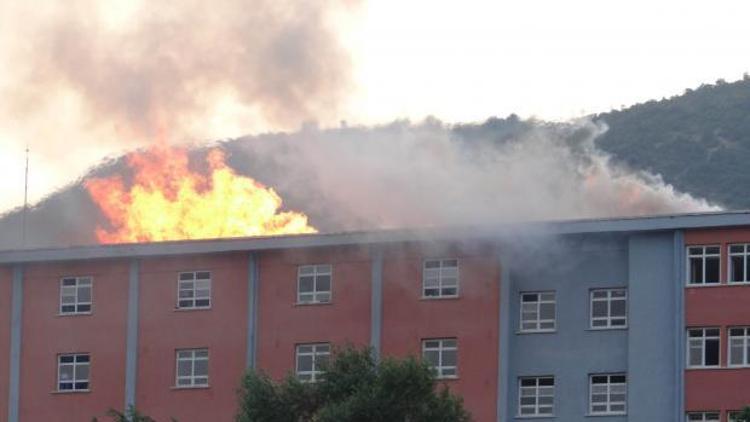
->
xmin=686 ymin=366 xmax=721 ymax=370
xmin=51 ymin=389 xmax=91 ymax=394
xmin=515 ymin=415 xmax=555 ymax=419
xmin=420 ymin=296 xmax=460 ymax=301
xmin=171 ymin=385 xmax=210 ymax=390
xmin=685 ymin=283 xmax=724 ymax=288
xmin=436 ymin=376 xmax=459 ymax=381
xmin=587 ymin=327 xmax=628 ymax=331
xmin=516 ymin=330 xmax=557 ymax=335
xmin=294 ymin=301 xmax=333 ymax=307
xmin=585 ymin=413 xmax=626 ymax=417
xmin=174 ymin=306 xmax=212 ymax=312
xmin=57 ymin=312 xmax=92 ymax=317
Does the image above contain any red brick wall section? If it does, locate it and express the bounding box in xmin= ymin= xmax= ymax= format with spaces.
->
xmin=0 ymin=266 xmax=13 ymax=419
xmin=20 ymin=260 xmax=129 ymax=421
xmin=685 ymin=228 xmax=750 ymax=420
xmin=380 ymin=242 xmax=500 ymax=422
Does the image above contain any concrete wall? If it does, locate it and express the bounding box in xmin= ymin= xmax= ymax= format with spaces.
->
xmin=256 ymin=246 xmax=372 ymax=379
xmin=504 ymin=234 xmax=630 ymax=421
xmin=136 ymin=253 xmax=248 ymax=422
xmin=627 ymin=232 xmax=680 ymax=421
xmin=20 ymin=260 xmax=129 ymax=421
xmin=0 ymin=266 xmax=12 ymax=419
xmin=685 ymin=228 xmax=750 ymax=421
xmin=381 ymin=242 xmax=500 ymax=422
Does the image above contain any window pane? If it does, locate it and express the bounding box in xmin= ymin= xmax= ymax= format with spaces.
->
xmin=316 ymin=275 xmax=331 ymax=292
xmin=610 ymin=300 xmax=626 ymax=317
xmin=298 ymin=277 xmax=314 ymax=293
xmin=731 ymin=255 xmax=745 ymax=282
xmin=78 ymin=287 xmax=91 ymax=302
xmin=194 ymin=359 xmax=208 ymax=376
xmin=442 ymin=350 xmax=457 ymax=367
xmin=705 ymin=257 xmax=720 ymax=283
xmin=689 ymin=258 xmax=703 ymax=283
xmin=705 ymin=339 xmax=719 ymax=365
xmin=592 ymin=301 xmax=607 ymax=317
xmin=522 ymin=294 xmax=538 ymax=302
xmin=540 ymin=303 xmax=555 ymax=320
xmin=75 ymin=364 xmax=89 ymax=380
xmin=297 ymin=355 xmax=313 ymax=371
xmin=179 ymin=273 xmax=195 ymax=281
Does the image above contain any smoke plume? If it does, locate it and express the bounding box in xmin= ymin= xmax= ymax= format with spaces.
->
xmin=0 ymin=116 xmax=718 ymax=249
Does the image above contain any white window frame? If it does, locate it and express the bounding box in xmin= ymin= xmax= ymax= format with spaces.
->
xmin=687 ymin=412 xmax=721 ymax=422
xmin=422 ymin=338 xmax=458 ymax=379
xmin=57 ymin=353 xmax=90 ymax=392
xmin=177 ymin=271 xmax=212 ymax=310
xmin=728 ymin=244 xmax=750 ymax=284
xmin=687 ymin=328 xmax=721 ymax=368
xmin=728 ymin=327 xmax=750 ymax=368
xmin=518 ymin=376 xmax=555 ymax=417
xmin=519 ymin=291 xmax=556 ymax=333
xmin=422 ymin=258 xmax=459 ymax=298
xmin=296 ymin=265 xmax=332 ymax=304
xmin=175 ymin=348 xmax=209 ymax=388
xmin=589 ymin=373 xmax=627 ymax=415
xmin=590 ymin=288 xmax=628 ymax=330
xmin=59 ymin=276 xmax=93 ymax=315
xmin=687 ymin=245 xmax=721 ymax=285
xmin=295 ymin=343 xmax=330 ymax=382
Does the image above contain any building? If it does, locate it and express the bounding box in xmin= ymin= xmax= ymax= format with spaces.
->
xmin=0 ymin=211 xmax=749 ymax=421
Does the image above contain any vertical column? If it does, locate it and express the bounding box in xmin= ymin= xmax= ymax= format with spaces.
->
xmin=496 ymin=255 xmax=511 ymax=422
xmin=8 ymin=265 xmax=23 ymax=422
xmin=370 ymin=247 xmax=383 ymax=360
xmin=124 ymin=259 xmax=140 ymax=411
xmin=673 ymin=230 xmax=685 ymax=422
xmin=246 ymin=252 xmax=259 ymax=369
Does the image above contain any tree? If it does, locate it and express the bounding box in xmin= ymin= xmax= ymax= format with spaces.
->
xmin=735 ymin=406 xmax=750 ymax=422
xmin=91 ymin=406 xmax=176 ymax=422
xmin=236 ymin=346 xmax=471 ymax=422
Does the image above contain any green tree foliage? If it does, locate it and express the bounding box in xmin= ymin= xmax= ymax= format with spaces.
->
xmin=91 ymin=406 xmax=176 ymax=422
xmin=735 ymin=406 xmax=750 ymax=422
xmin=236 ymin=346 xmax=471 ymax=422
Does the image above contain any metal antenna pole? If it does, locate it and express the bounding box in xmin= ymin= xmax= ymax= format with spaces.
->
xmin=22 ymin=146 xmax=28 ymax=248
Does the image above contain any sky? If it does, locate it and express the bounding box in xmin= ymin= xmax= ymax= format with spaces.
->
xmin=1 ymin=0 xmax=749 ymax=213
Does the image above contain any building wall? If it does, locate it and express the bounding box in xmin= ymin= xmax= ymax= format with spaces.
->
xmin=256 ymin=246 xmax=372 ymax=380
xmin=685 ymin=228 xmax=750 ymax=421
xmin=136 ymin=253 xmax=248 ymax=422
xmin=381 ymin=242 xmax=500 ymax=422
xmin=0 ymin=266 xmax=13 ymax=420
xmin=19 ymin=260 xmax=129 ymax=421
xmin=505 ymin=234 xmax=631 ymax=421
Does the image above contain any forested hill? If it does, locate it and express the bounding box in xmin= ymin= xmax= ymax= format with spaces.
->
xmin=594 ymin=76 xmax=750 ymax=209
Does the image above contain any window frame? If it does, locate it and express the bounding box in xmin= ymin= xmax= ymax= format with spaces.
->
xmin=295 ymin=343 xmax=330 ymax=382
xmin=421 ymin=338 xmax=458 ymax=379
xmin=686 ymin=412 xmax=720 ymax=421
xmin=175 ymin=348 xmax=209 ymax=388
xmin=589 ymin=373 xmax=627 ymax=416
xmin=59 ymin=276 xmax=93 ymax=315
xmin=589 ymin=288 xmax=628 ymax=330
xmin=728 ymin=243 xmax=750 ymax=284
xmin=687 ymin=327 xmax=721 ymax=369
xmin=686 ymin=245 xmax=721 ymax=286
xmin=421 ymin=258 xmax=460 ymax=299
xmin=517 ymin=376 xmax=555 ymax=417
xmin=176 ymin=271 xmax=212 ymax=310
xmin=57 ymin=353 xmax=90 ymax=392
xmin=519 ymin=291 xmax=557 ymax=333
xmin=728 ymin=327 xmax=750 ymax=368
xmin=296 ymin=265 xmax=333 ymax=305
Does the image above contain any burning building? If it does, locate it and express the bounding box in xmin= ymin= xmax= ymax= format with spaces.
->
xmin=0 ymin=211 xmax=749 ymax=421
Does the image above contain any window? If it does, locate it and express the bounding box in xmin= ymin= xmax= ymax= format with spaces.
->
xmin=729 ymin=411 xmax=747 ymax=422
xmin=590 ymin=288 xmax=627 ymax=329
xmin=175 ymin=348 xmax=209 ymax=387
xmin=60 ymin=277 xmax=92 ymax=314
xmin=422 ymin=259 xmax=459 ymax=298
xmin=177 ymin=271 xmax=211 ymax=309
xmin=295 ymin=343 xmax=330 ymax=382
xmin=729 ymin=244 xmax=750 ymax=283
xmin=687 ymin=412 xmax=720 ymax=421
xmin=688 ymin=246 xmax=720 ymax=285
xmin=728 ymin=327 xmax=750 ymax=367
xmin=297 ymin=265 xmax=332 ymax=304
xmin=687 ymin=328 xmax=720 ymax=368
xmin=589 ymin=374 xmax=627 ymax=415
xmin=422 ymin=338 xmax=458 ymax=378
xmin=520 ymin=292 xmax=556 ymax=332
xmin=57 ymin=353 xmax=90 ymax=391
xmin=518 ymin=377 xmax=554 ymax=416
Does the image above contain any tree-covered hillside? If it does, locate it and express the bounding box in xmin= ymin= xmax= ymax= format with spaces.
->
xmin=595 ymin=76 xmax=750 ymax=209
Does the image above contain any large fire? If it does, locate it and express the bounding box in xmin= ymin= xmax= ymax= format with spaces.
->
xmin=85 ymin=146 xmax=316 ymax=243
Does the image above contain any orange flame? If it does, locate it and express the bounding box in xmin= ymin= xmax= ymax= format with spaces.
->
xmin=85 ymin=146 xmax=316 ymax=243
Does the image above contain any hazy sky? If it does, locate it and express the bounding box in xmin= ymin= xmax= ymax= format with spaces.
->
xmin=1 ymin=0 xmax=749 ymax=213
